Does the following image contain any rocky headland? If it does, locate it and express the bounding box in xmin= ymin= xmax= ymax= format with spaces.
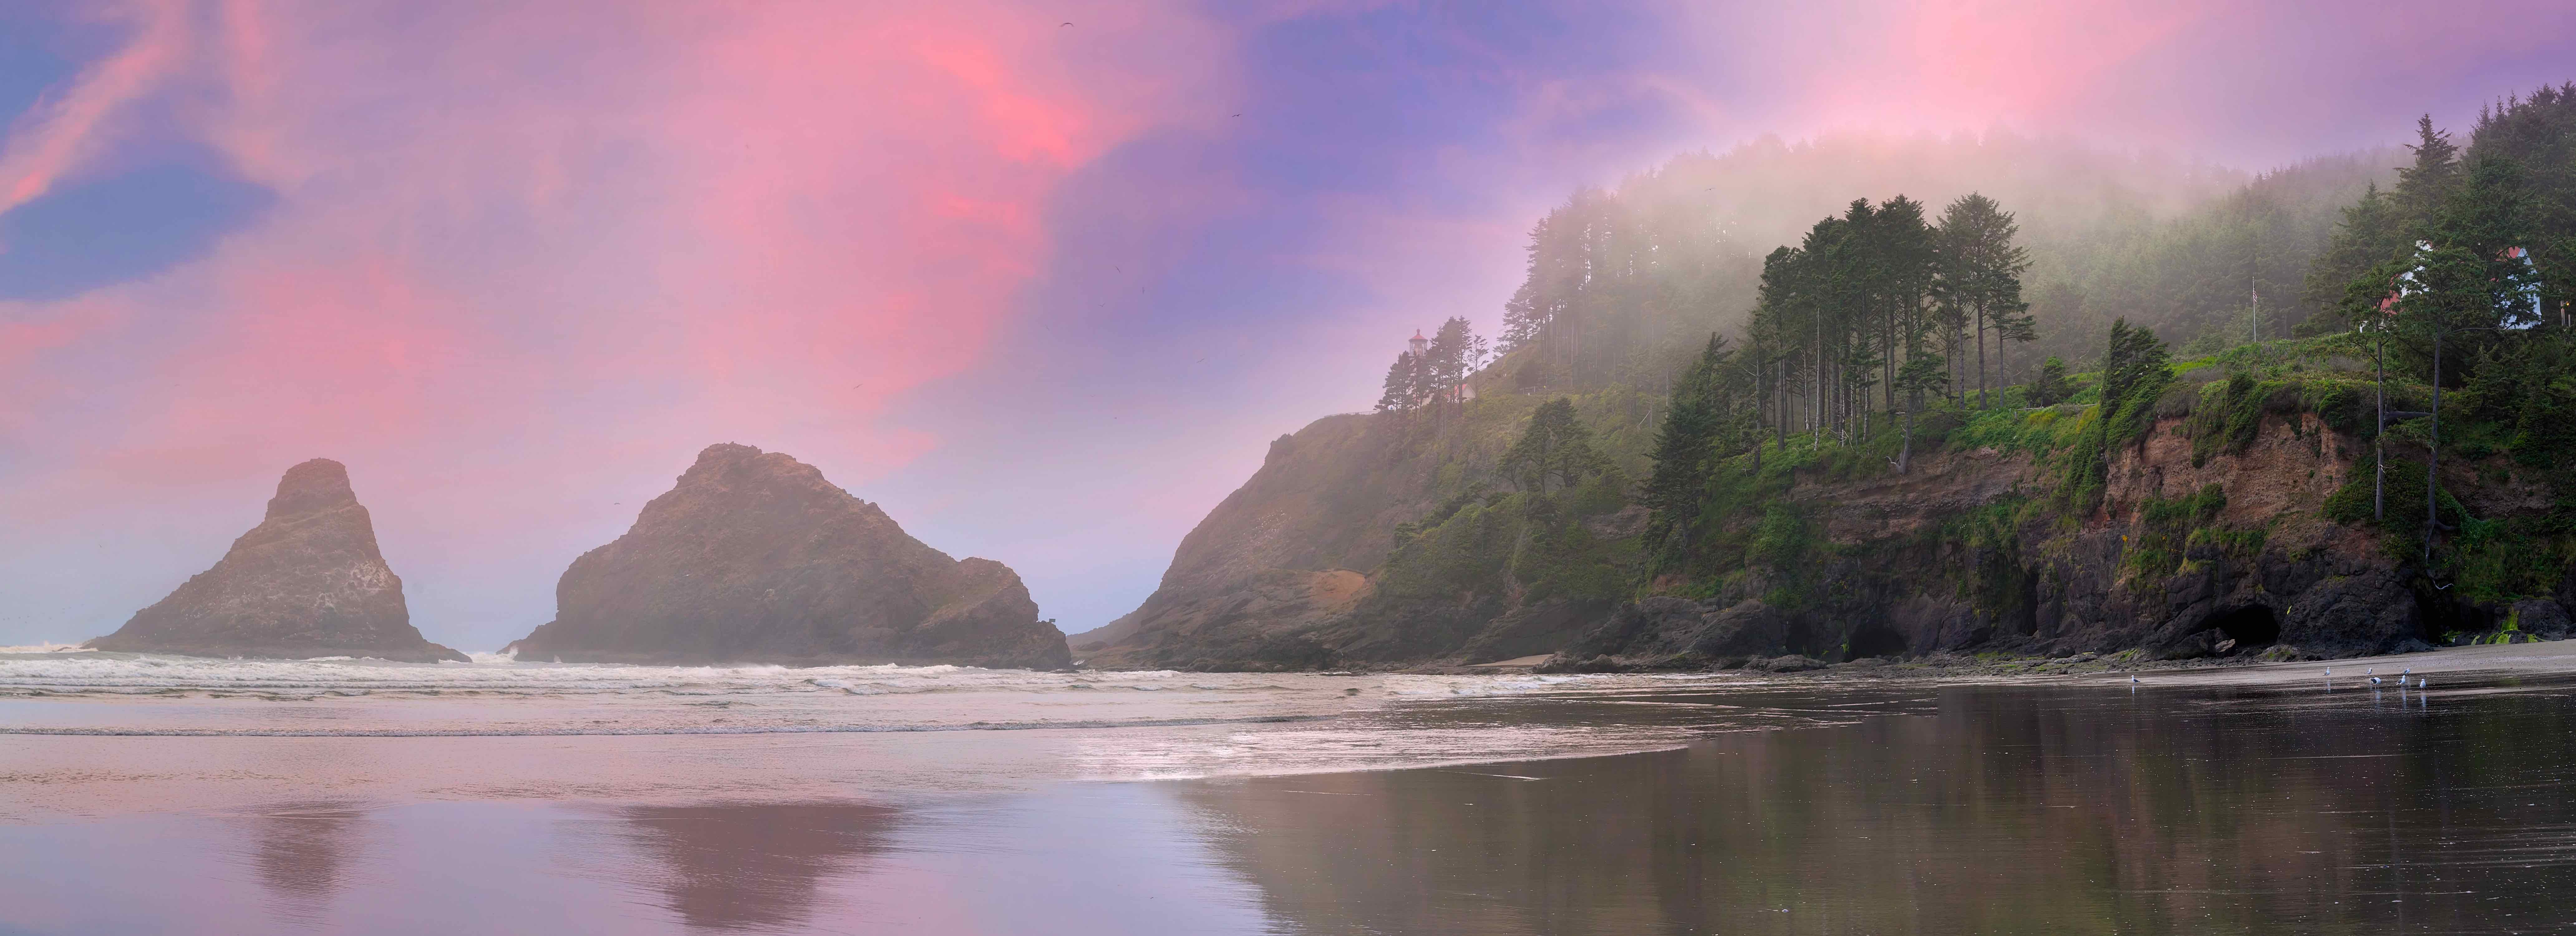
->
xmin=1079 ymin=360 xmax=2573 ymax=672
xmin=84 ymin=459 xmax=468 ymax=662
xmin=507 ymin=443 xmax=1070 ymax=669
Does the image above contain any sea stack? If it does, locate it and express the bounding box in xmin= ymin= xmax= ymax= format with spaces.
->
xmin=506 ymin=444 xmax=1071 ymax=669
xmin=86 ymin=459 xmax=467 ymax=662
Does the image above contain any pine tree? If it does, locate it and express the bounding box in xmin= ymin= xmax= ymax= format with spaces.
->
xmin=1935 ymin=193 xmax=2031 ymax=409
xmin=1891 ymin=349 xmax=1947 ymax=474
xmin=1424 ymin=317 xmax=1484 ymax=407
xmin=2028 ymin=356 xmax=2071 ymax=406
xmin=1641 ymin=336 xmax=1730 ymax=548
xmin=2394 ymin=154 xmax=2545 ymax=562
xmin=2306 ymin=183 xmax=2407 ymax=319
xmin=2099 ymin=319 xmax=2171 ymax=411
xmin=1502 ymin=398 xmax=1606 ymax=493
xmin=1374 ymin=351 xmax=1421 ymax=414
xmin=2393 ymin=115 xmax=2464 ymax=225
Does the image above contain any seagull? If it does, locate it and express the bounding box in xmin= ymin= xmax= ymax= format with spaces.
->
xmin=2129 ymin=674 xmax=2140 ymax=685
xmin=2370 ymin=675 xmax=2382 ymax=686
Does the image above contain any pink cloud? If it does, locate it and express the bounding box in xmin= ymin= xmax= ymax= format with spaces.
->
xmin=0 ymin=0 xmax=1231 ymax=637
xmin=0 ymin=0 xmax=191 ymax=215
xmin=10 ymin=0 xmax=1222 ymax=474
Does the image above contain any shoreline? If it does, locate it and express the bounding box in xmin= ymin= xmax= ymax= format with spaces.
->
xmin=1415 ymin=638 xmax=2576 ymax=687
xmin=2061 ymin=637 xmax=2576 ymax=686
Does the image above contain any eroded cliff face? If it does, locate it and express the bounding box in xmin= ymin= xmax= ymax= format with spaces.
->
xmin=509 ymin=444 xmax=1069 ymax=669
xmin=1077 ymin=415 xmax=1438 ymax=667
xmin=1557 ymin=408 xmax=2567 ymax=670
xmin=85 ymin=459 xmax=467 ymax=663
xmin=1097 ymin=402 xmax=2569 ymax=671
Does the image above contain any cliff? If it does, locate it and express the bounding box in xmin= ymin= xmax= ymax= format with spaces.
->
xmin=1074 ymin=414 xmax=1428 ymax=665
xmin=1086 ymin=387 xmax=1662 ymax=669
xmin=85 ymin=459 xmax=467 ymax=662
xmin=1089 ymin=343 xmax=2574 ymax=671
xmin=508 ymin=444 xmax=1070 ymax=669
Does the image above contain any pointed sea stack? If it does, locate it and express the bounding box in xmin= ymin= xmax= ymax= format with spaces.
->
xmin=86 ymin=459 xmax=467 ymax=662
xmin=507 ymin=444 xmax=1071 ymax=669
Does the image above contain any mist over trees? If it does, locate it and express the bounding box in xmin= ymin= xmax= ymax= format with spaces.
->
xmin=1739 ymin=192 xmax=2038 ymax=461
xmin=1422 ymin=92 xmax=2571 ymax=441
xmin=1449 ymin=131 xmax=2406 ymax=419
xmin=1376 ymin=316 xmax=1490 ymax=414
xmin=1308 ymin=85 xmax=2574 ymax=654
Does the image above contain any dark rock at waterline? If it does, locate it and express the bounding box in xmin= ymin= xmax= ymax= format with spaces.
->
xmin=1746 ymin=654 xmax=1828 ymax=673
xmin=84 ymin=459 xmax=467 ymax=663
xmin=506 ymin=444 xmax=1069 ymax=669
xmin=1456 ymin=598 xmax=1612 ymax=665
xmin=2276 ymin=570 xmax=2425 ymax=658
xmin=1693 ymin=600 xmax=1793 ymax=660
xmin=1532 ymin=653 xmax=1626 ymax=674
xmin=1538 ymin=598 xmax=1792 ymax=672
xmin=2514 ymin=599 xmax=2572 ymax=640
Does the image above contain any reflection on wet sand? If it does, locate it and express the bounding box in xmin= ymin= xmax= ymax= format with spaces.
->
xmin=1178 ymin=682 xmax=2576 ymax=935
xmin=8 ymin=679 xmax=2576 ymax=935
xmin=602 ymin=802 xmax=900 ymax=932
xmin=235 ymin=804 xmax=372 ymax=928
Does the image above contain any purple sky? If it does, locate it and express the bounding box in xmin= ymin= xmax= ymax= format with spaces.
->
xmin=2 ymin=0 xmax=2571 ymax=650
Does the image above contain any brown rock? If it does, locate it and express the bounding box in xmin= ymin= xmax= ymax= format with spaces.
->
xmin=507 ymin=444 xmax=1069 ymax=669
xmin=85 ymin=459 xmax=466 ymax=662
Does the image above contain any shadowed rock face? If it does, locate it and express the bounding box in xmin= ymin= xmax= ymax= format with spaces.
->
xmin=85 ymin=459 xmax=466 ymax=662
xmin=508 ymin=443 xmax=1070 ymax=669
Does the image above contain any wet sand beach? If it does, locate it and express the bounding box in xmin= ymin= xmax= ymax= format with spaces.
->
xmin=4 ymin=645 xmax=2575 ymax=934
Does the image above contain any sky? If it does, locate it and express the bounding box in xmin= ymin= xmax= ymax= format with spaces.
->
xmin=2 ymin=0 xmax=2572 ymax=651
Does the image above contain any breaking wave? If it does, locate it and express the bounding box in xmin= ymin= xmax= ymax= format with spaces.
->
xmin=0 ymin=712 xmax=1344 ymax=738
xmin=0 ymin=650 xmax=1925 ymax=784
xmin=0 ymin=650 xmax=1231 ymax=700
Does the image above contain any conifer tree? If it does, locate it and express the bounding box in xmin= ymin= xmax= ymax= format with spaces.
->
xmin=2099 ymin=319 xmax=2171 ymax=412
xmin=1640 ymin=336 xmax=1730 ymax=548
xmin=1935 ymin=193 xmax=2032 ymax=409
xmin=1424 ymin=317 xmax=1486 ymax=407
xmin=1374 ymin=351 xmax=1422 ymax=414
xmin=1502 ymin=398 xmax=1606 ymax=493
xmin=1891 ymin=349 xmax=1947 ymax=474
xmin=2393 ymin=116 xmax=2464 ymax=224
xmin=2028 ymin=356 xmax=2071 ymax=406
xmin=2307 ymin=183 xmax=2407 ymax=318
xmin=2391 ymin=154 xmax=2545 ymax=561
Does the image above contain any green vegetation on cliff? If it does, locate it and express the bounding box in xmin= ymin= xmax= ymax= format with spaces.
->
xmin=1097 ymin=86 xmax=2576 ymax=670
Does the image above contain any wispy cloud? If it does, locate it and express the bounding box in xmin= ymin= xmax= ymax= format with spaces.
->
xmin=0 ymin=0 xmax=188 ymax=215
